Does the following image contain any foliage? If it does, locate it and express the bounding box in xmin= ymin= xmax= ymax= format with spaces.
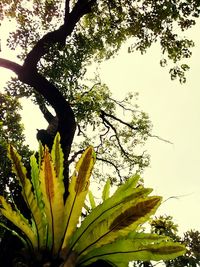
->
xmin=0 ymin=92 xmax=31 ymax=195
xmin=150 ymin=215 xmax=180 ymax=240
xmin=1 ymin=0 xmax=200 ymax=185
xmin=0 ymin=134 xmax=185 ymax=267
xmin=1 ymin=10 xmax=154 ymax=184
xmin=133 ymin=215 xmax=200 ymax=267
xmin=180 ymin=230 xmax=200 ymax=266
xmin=151 ymin=216 xmax=200 ymax=267
xmin=1 ymin=1 xmax=200 ymax=83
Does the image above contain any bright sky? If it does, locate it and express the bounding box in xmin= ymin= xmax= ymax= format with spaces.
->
xmin=99 ymin=24 xmax=200 ymax=234
xmin=1 ymin=19 xmax=200 ymax=235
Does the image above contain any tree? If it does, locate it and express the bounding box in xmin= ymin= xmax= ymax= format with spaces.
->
xmin=1 ymin=0 xmax=200 ymax=266
xmin=1 ymin=0 xmax=200 ymax=184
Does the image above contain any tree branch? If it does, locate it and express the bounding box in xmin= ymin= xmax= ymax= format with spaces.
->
xmin=23 ymin=0 xmax=97 ymax=70
xmin=0 ymin=0 xmax=98 ymax=187
xmin=100 ymin=110 xmax=131 ymax=160
xmin=68 ymin=149 xmax=85 ymax=164
xmin=18 ymin=70 xmax=76 ymax=158
xmin=150 ymin=134 xmax=173 ymax=144
xmin=0 ymin=59 xmax=76 ymax=163
xmin=0 ymin=58 xmax=22 ymax=75
xmin=38 ymin=102 xmax=55 ymax=124
xmin=33 ymin=92 xmax=55 ymax=124
xmin=96 ymin=156 xmax=123 ymax=183
xmin=100 ymin=109 xmax=139 ymax=131
xmin=109 ymin=96 xmax=137 ymax=113
xmin=64 ymin=0 xmax=71 ymax=22
xmin=80 ymin=82 xmax=101 ymax=98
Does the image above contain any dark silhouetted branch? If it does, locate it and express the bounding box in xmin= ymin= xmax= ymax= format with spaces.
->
xmin=68 ymin=149 xmax=85 ymax=164
xmin=0 ymin=58 xmax=22 ymax=74
xmin=23 ymin=0 xmax=97 ymax=70
xmin=96 ymin=156 xmax=123 ymax=183
xmin=64 ymin=0 xmax=71 ymax=22
xmin=100 ymin=109 xmax=138 ymax=131
xmin=100 ymin=110 xmax=130 ymax=160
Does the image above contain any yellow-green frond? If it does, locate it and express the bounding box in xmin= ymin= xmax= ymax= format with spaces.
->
xmin=78 ymin=234 xmax=186 ymax=266
xmin=62 ymin=146 xmax=95 ymax=249
xmin=102 ymin=179 xmax=110 ymax=201
xmin=51 ymin=133 xmax=64 ymax=182
xmin=0 ymin=196 xmax=37 ymax=250
xmin=39 ymin=146 xmax=65 ymax=254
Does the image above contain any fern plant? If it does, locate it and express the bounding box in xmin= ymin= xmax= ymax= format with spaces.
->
xmin=0 ymin=133 xmax=185 ymax=267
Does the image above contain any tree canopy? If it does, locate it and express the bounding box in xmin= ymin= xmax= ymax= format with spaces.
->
xmin=1 ymin=0 xmax=200 ymax=186
xmin=0 ymin=92 xmax=31 ymax=194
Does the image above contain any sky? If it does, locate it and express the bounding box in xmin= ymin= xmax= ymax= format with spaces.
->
xmin=99 ymin=24 xmax=200 ymax=234
xmin=1 ymin=18 xmax=200 ymax=236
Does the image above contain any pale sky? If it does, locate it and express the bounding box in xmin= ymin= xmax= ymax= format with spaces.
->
xmin=99 ymin=23 xmax=200 ymax=234
xmin=1 ymin=18 xmax=200 ymax=235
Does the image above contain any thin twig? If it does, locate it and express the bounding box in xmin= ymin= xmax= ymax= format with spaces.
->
xmin=150 ymin=134 xmax=173 ymax=145
xmin=96 ymin=156 xmax=123 ymax=182
xmin=68 ymin=149 xmax=85 ymax=164
xmin=101 ymin=109 xmax=139 ymax=130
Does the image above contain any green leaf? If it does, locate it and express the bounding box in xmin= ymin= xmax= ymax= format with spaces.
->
xmin=70 ymin=175 xmax=152 ymax=253
xmin=74 ymin=196 xmax=161 ymax=256
xmin=8 ymin=144 xmax=29 ymax=192
xmin=7 ymin=145 xmax=45 ymax=249
xmin=78 ymin=233 xmax=186 ymax=266
xmin=88 ymin=191 xmax=96 ymax=209
xmin=0 ymin=196 xmax=37 ymax=250
xmin=109 ymin=197 xmax=161 ymax=232
xmin=62 ymin=146 xmax=96 ymax=249
xmin=102 ymin=179 xmax=110 ymax=201
xmin=51 ymin=132 xmax=64 ymax=182
xmin=30 ymin=154 xmax=44 ymax=211
xmin=39 ymin=146 xmax=65 ymax=254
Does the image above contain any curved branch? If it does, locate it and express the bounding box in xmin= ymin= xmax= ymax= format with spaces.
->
xmin=24 ymin=0 xmax=97 ymax=70
xmin=150 ymin=134 xmax=173 ymax=144
xmin=80 ymin=82 xmax=101 ymax=98
xmin=0 ymin=60 xmax=76 ymax=161
xmin=96 ymin=156 xmax=123 ymax=183
xmin=99 ymin=123 xmax=110 ymax=145
xmin=109 ymin=96 xmax=137 ymax=113
xmin=100 ymin=110 xmax=130 ymax=159
xmin=0 ymin=0 xmax=98 ymax=188
xmin=38 ymin=103 xmax=55 ymax=124
xmin=18 ymin=70 xmax=76 ymax=159
xmin=0 ymin=58 xmax=22 ymax=75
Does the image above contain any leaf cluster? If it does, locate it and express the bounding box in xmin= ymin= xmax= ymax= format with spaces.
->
xmin=0 ymin=136 xmax=185 ymax=267
xmin=0 ymin=92 xmax=31 ymax=195
xmin=133 ymin=215 xmax=200 ymax=267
